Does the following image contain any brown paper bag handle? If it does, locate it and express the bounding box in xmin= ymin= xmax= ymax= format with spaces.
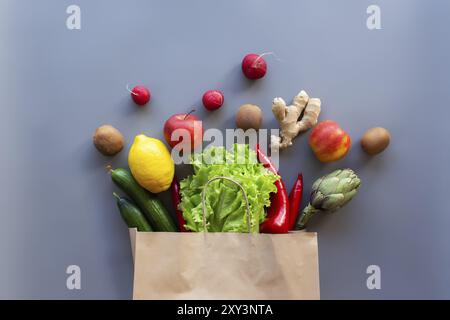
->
xmin=201 ymin=176 xmax=252 ymax=233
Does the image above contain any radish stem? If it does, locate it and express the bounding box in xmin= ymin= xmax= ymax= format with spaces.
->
xmin=126 ymin=84 xmax=139 ymax=96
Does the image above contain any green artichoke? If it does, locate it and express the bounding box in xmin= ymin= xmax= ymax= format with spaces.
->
xmin=295 ymin=169 xmax=361 ymax=230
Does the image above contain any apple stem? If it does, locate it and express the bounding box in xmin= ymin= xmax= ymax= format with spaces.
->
xmin=184 ymin=109 xmax=196 ymax=120
xmin=126 ymin=84 xmax=139 ymax=96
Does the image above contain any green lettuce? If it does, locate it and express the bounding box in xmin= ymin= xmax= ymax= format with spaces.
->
xmin=179 ymin=144 xmax=279 ymax=233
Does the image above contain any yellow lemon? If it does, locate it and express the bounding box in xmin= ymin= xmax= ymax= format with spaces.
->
xmin=128 ymin=134 xmax=174 ymax=193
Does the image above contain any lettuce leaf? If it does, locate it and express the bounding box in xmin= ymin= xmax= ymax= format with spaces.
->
xmin=179 ymin=144 xmax=279 ymax=233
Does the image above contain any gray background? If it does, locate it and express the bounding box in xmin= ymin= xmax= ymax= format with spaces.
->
xmin=0 ymin=0 xmax=449 ymax=299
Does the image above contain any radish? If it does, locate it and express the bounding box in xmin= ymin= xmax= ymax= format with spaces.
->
xmin=202 ymin=90 xmax=224 ymax=111
xmin=128 ymin=85 xmax=151 ymax=106
xmin=241 ymin=53 xmax=267 ymax=79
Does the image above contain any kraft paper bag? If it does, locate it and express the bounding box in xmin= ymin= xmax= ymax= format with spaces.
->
xmin=129 ymin=229 xmax=320 ymax=300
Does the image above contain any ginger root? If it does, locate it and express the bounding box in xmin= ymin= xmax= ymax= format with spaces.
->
xmin=271 ymin=90 xmax=321 ymax=149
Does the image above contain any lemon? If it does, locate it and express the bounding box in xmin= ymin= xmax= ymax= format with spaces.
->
xmin=128 ymin=134 xmax=174 ymax=193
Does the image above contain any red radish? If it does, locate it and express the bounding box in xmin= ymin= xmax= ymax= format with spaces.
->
xmin=202 ymin=90 xmax=224 ymax=111
xmin=242 ymin=53 xmax=267 ymax=79
xmin=128 ymin=85 xmax=151 ymax=106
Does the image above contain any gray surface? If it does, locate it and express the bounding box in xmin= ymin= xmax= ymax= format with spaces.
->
xmin=0 ymin=0 xmax=449 ymax=299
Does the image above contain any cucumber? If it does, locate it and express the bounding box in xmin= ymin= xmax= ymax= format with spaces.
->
xmin=113 ymin=193 xmax=152 ymax=232
xmin=111 ymin=168 xmax=177 ymax=232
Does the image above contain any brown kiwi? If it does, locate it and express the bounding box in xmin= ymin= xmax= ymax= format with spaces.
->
xmin=236 ymin=104 xmax=262 ymax=130
xmin=93 ymin=124 xmax=125 ymax=156
xmin=361 ymin=127 xmax=390 ymax=155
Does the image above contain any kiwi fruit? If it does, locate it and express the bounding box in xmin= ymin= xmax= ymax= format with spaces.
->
xmin=361 ymin=127 xmax=390 ymax=155
xmin=236 ymin=104 xmax=262 ymax=130
xmin=93 ymin=124 xmax=125 ymax=156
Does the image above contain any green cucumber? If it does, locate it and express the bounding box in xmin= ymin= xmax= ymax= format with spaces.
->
xmin=113 ymin=193 xmax=152 ymax=232
xmin=111 ymin=168 xmax=177 ymax=232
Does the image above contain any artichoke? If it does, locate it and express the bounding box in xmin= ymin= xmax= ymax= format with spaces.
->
xmin=295 ymin=169 xmax=361 ymax=230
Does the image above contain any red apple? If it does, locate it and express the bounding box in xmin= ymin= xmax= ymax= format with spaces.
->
xmin=309 ymin=120 xmax=351 ymax=162
xmin=163 ymin=111 xmax=203 ymax=150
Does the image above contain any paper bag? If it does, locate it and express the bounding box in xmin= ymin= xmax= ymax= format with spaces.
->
xmin=129 ymin=229 xmax=320 ymax=300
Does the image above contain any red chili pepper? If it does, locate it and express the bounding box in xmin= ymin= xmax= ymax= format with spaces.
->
xmin=256 ymin=144 xmax=290 ymax=234
xmin=256 ymin=145 xmax=278 ymax=175
xmin=288 ymin=173 xmax=303 ymax=230
xmin=170 ymin=178 xmax=186 ymax=232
